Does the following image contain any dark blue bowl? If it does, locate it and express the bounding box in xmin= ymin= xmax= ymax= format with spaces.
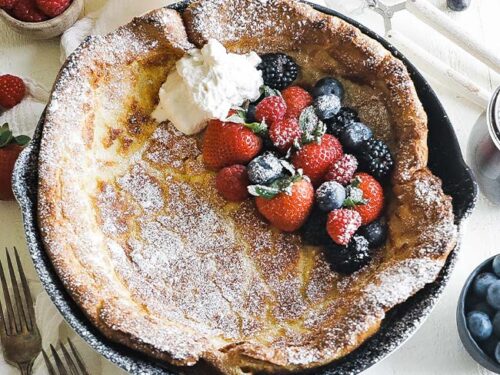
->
xmin=12 ymin=1 xmax=477 ymax=374
xmin=457 ymin=256 xmax=500 ymax=374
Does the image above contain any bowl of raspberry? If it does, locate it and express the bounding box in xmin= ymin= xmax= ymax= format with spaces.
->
xmin=457 ymin=254 xmax=500 ymax=374
xmin=0 ymin=0 xmax=83 ymax=40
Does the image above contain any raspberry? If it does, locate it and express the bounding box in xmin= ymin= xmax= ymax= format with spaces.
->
xmin=327 ymin=208 xmax=362 ymax=246
xmin=35 ymin=0 xmax=70 ymax=17
xmin=325 ymin=154 xmax=358 ymax=185
xmin=0 ymin=0 xmax=18 ymax=10
xmin=10 ymin=0 xmax=47 ymax=21
xmin=281 ymin=86 xmax=312 ymax=119
xmin=0 ymin=75 xmax=26 ymax=109
xmin=269 ymin=117 xmax=301 ymax=153
xmin=255 ymin=96 xmax=286 ymax=125
xmin=215 ymin=165 xmax=250 ymax=202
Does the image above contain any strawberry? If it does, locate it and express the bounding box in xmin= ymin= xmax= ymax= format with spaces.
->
xmin=281 ymin=86 xmax=312 ymax=119
xmin=215 ymin=164 xmax=250 ymax=202
xmin=325 ymin=154 xmax=358 ymax=185
xmin=10 ymin=0 xmax=48 ymax=22
xmin=327 ymin=209 xmax=362 ymax=246
xmin=0 ymin=75 xmax=26 ymax=109
xmin=292 ymin=134 xmax=343 ymax=186
xmin=0 ymin=0 xmax=18 ymax=10
xmin=269 ymin=117 xmax=301 ymax=153
xmin=255 ymin=178 xmax=314 ymax=232
xmin=255 ymin=96 xmax=286 ymax=125
xmin=0 ymin=124 xmax=30 ymax=201
xmin=350 ymin=172 xmax=384 ymax=225
xmin=35 ymin=0 xmax=70 ymax=17
xmin=202 ymin=119 xmax=262 ymax=170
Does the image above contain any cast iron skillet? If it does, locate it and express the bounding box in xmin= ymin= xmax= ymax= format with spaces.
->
xmin=12 ymin=1 xmax=477 ymax=374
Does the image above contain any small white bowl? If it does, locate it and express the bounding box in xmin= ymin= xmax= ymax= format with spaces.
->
xmin=0 ymin=0 xmax=83 ymax=40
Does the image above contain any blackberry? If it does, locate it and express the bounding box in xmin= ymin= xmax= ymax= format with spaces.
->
xmin=300 ymin=207 xmax=330 ymax=246
xmin=325 ymin=107 xmax=359 ymax=137
xmin=359 ymin=139 xmax=394 ymax=180
xmin=325 ymin=235 xmax=372 ymax=274
xmin=258 ymin=53 xmax=299 ymax=90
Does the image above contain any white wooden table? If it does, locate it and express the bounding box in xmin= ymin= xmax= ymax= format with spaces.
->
xmin=1 ymin=0 xmax=499 ymax=374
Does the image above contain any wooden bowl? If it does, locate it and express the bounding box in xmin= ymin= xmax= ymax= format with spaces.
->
xmin=0 ymin=0 xmax=84 ymax=40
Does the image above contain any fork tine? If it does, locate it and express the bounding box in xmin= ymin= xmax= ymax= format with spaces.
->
xmin=68 ymin=339 xmax=89 ymax=375
xmin=6 ymin=248 xmax=28 ymax=332
xmin=0 ymin=295 xmax=7 ymax=337
xmin=60 ymin=342 xmax=80 ymax=375
xmin=14 ymin=247 xmax=35 ymax=331
xmin=0 ymin=257 xmax=17 ymax=334
xmin=42 ymin=349 xmax=58 ymax=375
xmin=50 ymin=344 xmax=69 ymax=375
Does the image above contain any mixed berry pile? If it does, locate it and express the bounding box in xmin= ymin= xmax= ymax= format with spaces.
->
xmin=202 ymin=53 xmax=394 ymax=274
xmin=0 ymin=0 xmax=72 ymax=22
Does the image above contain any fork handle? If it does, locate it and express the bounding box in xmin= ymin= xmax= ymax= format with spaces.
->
xmin=18 ymin=361 xmax=33 ymax=375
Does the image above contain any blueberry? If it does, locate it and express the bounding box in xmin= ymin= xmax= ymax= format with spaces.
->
xmin=247 ymin=104 xmax=257 ymax=123
xmin=487 ymin=280 xmax=500 ymax=310
xmin=447 ymin=0 xmax=471 ymax=11
xmin=316 ymin=181 xmax=346 ymax=212
xmin=340 ymin=122 xmax=373 ymax=152
xmin=312 ymin=77 xmax=345 ymax=100
xmin=495 ymin=342 xmax=500 ymax=364
xmin=481 ymin=337 xmax=498 ymax=356
xmin=472 ymin=302 xmax=495 ymax=318
xmin=493 ymin=312 xmax=500 ymax=337
xmin=358 ymin=220 xmax=387 ymax=248
xmin=493 ymin=255 xmax=500 ymax=277
xmin=314 ymin=94 xmax=341 ymax=121
xmin=473 ymin=272 xmax=498 ymax=297
xmin=247 ymin=152 xmax=283 ymax=185
xmin=467 ymin=311 xmax=493 ymax=341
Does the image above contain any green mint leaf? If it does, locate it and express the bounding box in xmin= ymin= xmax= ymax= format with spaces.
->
xmin=280 ymin=160 xmax=296 ymax=176
xmin=244 ymin=120 xmax=268 ymax=136
xmin=299 ymin=106 xmax=325 ymax=145
xmin=248 ymin=184 xmax=280 ymax=199
xmin=343 ymin=185 xmax=366 ymax=208
xmin=0 ymin=130 xmax=13 ymax=148
xmin=260 ymin=85 xmax=281 ymax=98
xmin=14 ymin=135 xmax=30 ymax=146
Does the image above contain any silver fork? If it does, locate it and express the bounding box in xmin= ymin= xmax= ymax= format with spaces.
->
xmin=42 ymin=339 xmax=90 ymax=375
xmin=0 ymin=247 xmax=42 ymax=375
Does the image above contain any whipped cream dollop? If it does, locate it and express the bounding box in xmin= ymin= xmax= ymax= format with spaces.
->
xmin=152 ymin=39 xmax=263 ymax=135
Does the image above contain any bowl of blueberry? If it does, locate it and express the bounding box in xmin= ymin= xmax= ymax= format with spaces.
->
xmin=458 ymin=254 xmax=500 ymax=373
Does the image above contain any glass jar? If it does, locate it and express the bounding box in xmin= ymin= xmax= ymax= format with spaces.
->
xmin=467 ymin=86 xmax=500 ymax=204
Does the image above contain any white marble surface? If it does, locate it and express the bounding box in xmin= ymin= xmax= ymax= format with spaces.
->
xmin=0 ymin=0 xmax=499 ymax=374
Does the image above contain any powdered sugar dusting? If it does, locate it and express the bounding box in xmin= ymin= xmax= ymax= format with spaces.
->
xmin=35 ymin=0 xmax=459 ymax=371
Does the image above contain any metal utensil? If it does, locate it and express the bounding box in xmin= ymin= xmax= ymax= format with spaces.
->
xmin=42 ymin=339 xmax=90 ymax=375
xmin=0 ymin=247 xmax=41 ymax=375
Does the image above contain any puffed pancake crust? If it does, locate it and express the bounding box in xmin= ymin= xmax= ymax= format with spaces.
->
xmin=37 ymin=1 xmax=457 ymax=374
